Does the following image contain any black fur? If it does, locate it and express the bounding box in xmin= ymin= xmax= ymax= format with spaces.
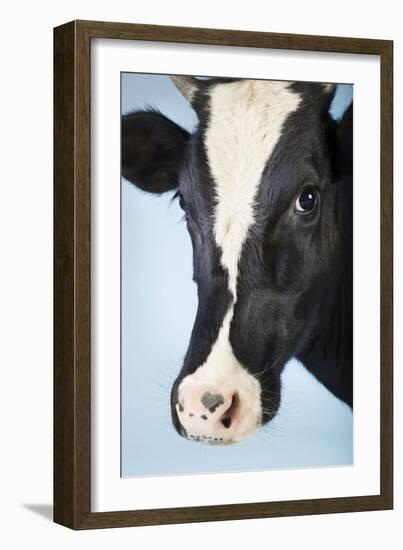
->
xmin=121 ymin=79 xmax=353 ymax=437
xmin=122 ymin=110 xmax=190 ymax=193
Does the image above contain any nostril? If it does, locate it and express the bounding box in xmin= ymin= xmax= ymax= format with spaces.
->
xmin=219 ymin=393 xmax=239 ymax=429
xmin=221 ymin=417 xmax=231 ymax=429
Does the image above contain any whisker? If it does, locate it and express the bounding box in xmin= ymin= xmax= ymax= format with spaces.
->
xmin=253 ymin=355 xmax=283 ymax=380
xmin=263 ymin=389 xmax=281 ymax=396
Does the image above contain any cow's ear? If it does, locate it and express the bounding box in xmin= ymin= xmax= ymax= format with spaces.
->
xmin=338 ymin=103 xmax=353 ymax=172
xmin=336 ymin=103 xmax=353 ymax=176
xmin=122 ymin=110 xmax=191 ymax=194
xmin=320 ymin=83 xmax=337 ymax=114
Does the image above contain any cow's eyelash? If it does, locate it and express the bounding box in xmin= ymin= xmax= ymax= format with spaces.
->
xmin=173 ymin=191 xmax=187 ymax=213
xmin=173 ymin=192 xmax=191 ymax=224
xmin=172 ymin=190 xmax=182 ymax=203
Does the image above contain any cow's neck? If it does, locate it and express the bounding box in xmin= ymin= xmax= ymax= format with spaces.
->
xmin=297 ymin=179 xmax=353 ymax=407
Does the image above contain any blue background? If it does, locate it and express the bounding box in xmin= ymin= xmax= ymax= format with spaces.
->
xmin=121 ymin=74 xmax=353 ymax=477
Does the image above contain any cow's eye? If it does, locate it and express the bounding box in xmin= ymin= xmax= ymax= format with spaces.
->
xmin=177 ymin=192 xmax=191 ymax=222
xmin=178 ymin=192 xmax=186 ymax=211
xmin=295 ymin=187 xmax=317 ymax=213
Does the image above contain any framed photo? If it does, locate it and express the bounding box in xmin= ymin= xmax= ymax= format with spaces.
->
xmin=54 ymin=20 xmax=393 ymax=529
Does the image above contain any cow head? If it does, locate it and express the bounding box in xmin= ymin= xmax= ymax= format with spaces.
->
xmin=122 ymin=76 xmax=351 ymax=445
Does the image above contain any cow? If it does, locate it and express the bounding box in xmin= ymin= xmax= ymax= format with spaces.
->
xmin=122 ymin=76 xmax=353 ymax=446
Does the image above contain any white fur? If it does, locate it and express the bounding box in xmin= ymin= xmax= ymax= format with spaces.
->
xmin=207 ymin=80 xmax=301 ymax=298
xmin=178 ymin=80 xmax=302 ymax=441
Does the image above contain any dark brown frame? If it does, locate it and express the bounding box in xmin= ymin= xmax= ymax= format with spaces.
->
xmin=54 ymin=19 xmax=393 ymax=530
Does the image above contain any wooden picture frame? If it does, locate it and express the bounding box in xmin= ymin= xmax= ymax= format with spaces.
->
xmin=54 ymin=19 xmax=393 ymax=529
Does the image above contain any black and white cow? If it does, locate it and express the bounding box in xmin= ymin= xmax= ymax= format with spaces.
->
xmin=122 ymin=76 xmax=353 ymax=445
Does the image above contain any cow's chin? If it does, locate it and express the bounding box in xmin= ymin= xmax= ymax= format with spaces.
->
xmin=174 ymin=357 xmax=263 ymax=445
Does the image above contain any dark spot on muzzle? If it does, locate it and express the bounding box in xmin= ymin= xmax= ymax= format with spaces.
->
xmin=201 ymin=391 xmax=224 ymax=413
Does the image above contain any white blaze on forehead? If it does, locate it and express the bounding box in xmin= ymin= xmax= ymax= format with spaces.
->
xmin=206 ymin=79 xmax=302 ymax=298
xmin=177 ymin=80 xmax=302 ymax=440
